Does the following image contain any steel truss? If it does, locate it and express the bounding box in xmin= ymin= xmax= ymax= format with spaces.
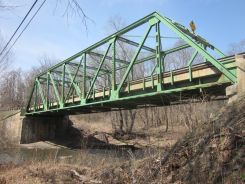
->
xmin=25 ymin=12 xmax=237 ymax=115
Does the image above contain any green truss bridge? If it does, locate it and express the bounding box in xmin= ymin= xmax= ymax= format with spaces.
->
xmin=25 ymin=12 xmax=243 ymax=116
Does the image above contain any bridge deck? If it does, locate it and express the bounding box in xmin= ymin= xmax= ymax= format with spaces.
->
xmin=26 ymin=54 xmax=237 ymax=115
xmin=25 ymin=12 xmax=240 ymax=116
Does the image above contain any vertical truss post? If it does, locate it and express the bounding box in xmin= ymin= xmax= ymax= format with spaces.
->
xmin=127 ymin=79 xmax=130 ymax=93
xmin=34 ymin=81 xmax=38 ymax=112
xmin=131 ymin=67 xmax=134 ymax=80
xmin=103 ymin=87 xmax=105 ymax=98
xmin=107 ymin=73 xmax=111 ymax=86
xmin=143 ymin=77 xmax=145 ymax=90
xmin=36 ymin=78 xmax=47 ymax=110
xmin=155 ymin=20 xmax=163 ymax=91
xmin=25 ymin=81 xmax=35 ymax=112
xmin=25 ymin=12 xmax=236 ymax=115
xmin=116 ymin=23 xmax=153 ymax=95
xmin=155 ymin=12 xmax=236 ymax=83
xmin=170 ymin=70 xmax=174 ymax=85
xmin=150 ymin=63 xmax=157 ymax=76
xmin=46 ymin=72 xmax=50 ymax=109
xmin=151 ymin=75 xmax=154 ymax=88
xmin=110 ymin=38 xmax=117 ymax=100
xmin=65 ymin=56 xmax=83 ymax=102
xmin=61 ymin=64 xmax=66 ymax=107
xmin=187 ymin=51 xmax=198 ymax=82
xmin=82 ymin=53 xmax=87 ymax=104
xmin=49 ymin=72 xmax=62 ymax=107
xmin=86 ymin=43 xmax=112 ymax=99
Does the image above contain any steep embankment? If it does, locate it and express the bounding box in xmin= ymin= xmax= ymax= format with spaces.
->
xmin=0 ymin=97 xmax=244 ymax=184
xmin=95 ymin=96 xmax=245 ymax=184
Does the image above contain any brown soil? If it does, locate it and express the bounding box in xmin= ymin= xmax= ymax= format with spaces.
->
xmin=69 ymin=114 xmax=187 ymax=149
xmin=0 ymin=97 xmax=244 ymax=183
xmin=93 ymin=96 xmax=245 ymax=184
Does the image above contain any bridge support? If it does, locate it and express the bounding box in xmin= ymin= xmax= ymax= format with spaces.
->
xmin=226 ymin=54 xmax=245 ymax=102
xmin=236 ymin=54 xmax=245 ymax=95
xmin=20 ymin=115 xmax=70 ymax=143
xmin=0 ymin=112 xmax=70 ymax=145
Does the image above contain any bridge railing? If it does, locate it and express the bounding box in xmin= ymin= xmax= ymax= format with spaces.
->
xmin=25 ymin=12 xmax=237 ymax=115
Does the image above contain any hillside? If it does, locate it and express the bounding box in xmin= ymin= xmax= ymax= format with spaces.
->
xmin=0 ymin=97 xmax=244 ymax=184
xmin=94 ymin=96 xmax=245 ymax=183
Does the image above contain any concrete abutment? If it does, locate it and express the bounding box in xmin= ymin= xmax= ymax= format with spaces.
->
xmin=226 ymin=54 xmax=245 ymax=102
xmin=0 ymin=113 xmax=70 ymax=146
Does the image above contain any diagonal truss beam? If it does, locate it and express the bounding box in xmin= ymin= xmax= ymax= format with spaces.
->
xmin=154 ymin=12 xmax=236 ymax=83
xmin=49 ymin=72 xmax=62 ymax=106
xmin=86 ymin=43 xmax=112 ymax=99
xmin=117 ymin=37 xmax=156 ymax=53
xmin=89 ymin=51 xmax=129 ymax=65
xmin=36 ymin=78 xmax=47 ymax=110
xmin=25 ymin=11 xmax=237 ymax=115
xmin=117 ymin=24 xmax=153 ymax=93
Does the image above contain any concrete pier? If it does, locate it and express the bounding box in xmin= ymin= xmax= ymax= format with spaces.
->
xmin=0 ymin=112 xmax=70 ymax=146
xmin=226 ymin=54 xmax=245 ymax=102
xmin=236 ymin=54 xmax=245 ymax=95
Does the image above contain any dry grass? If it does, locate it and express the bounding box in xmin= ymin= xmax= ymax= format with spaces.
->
xmin=0 ymin=98 xmax=244 ymax=184
xmin=0 ymin=162 xmax=92 ymax=184
xmin=0 ymin=150 xmax=124 ymax=184
xmin=93 ymin=96 xmax=245 ymax=184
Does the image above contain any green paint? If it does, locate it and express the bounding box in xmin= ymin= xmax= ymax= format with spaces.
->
xmin=25 ymin=12 xmax=238 ymax=115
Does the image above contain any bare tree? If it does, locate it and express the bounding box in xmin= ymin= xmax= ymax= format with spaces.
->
xmin=25 ymin=54 xmax=57 ymax=86
xmin=0 ymin=54 xmax=58 ymax=109
xmin=24 ymin=54 xmax=58 ymax=106
xmin=227 ymin=39 xmax=245 ymax=55
xmin=55 ymin=0 xmax=90 ymax=30
xmin=0 ymin=32 xmax=12 ymax=78
xmin=165 ymin=40 xmax=203 ymax=71
xmin=0 ymin=69 xmax=25 ymax=109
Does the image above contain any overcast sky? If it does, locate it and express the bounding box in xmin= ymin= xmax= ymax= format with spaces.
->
xmin=0 ymin=0 xmax=244 ymax=70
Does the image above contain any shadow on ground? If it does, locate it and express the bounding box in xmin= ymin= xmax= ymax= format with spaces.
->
xmin=49 ymin=119 xmax=138 ymax=151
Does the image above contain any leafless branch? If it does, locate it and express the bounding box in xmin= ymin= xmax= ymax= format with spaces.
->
xmin=55 ymin=0 xmax=93 ymax=32
xmin=227 ymin=39 xmax=245 ymax=55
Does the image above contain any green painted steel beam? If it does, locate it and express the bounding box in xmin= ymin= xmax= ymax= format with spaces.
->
xmin=89 ymin=51 xmax=129 ymax=65
xmin=25 ymin=79 xmax=231 ymax=116
xmin=117 ymin=37 xmax=156 ymax=53
xmin=61 ymin=64 xmax=65 ymax=106
xmin=25 ymin=11 xmax=238 ymax=115
xmin=163 ymin=44 xmax=190 ymax=55
xmin=51 ymin=70 xmax=94 ymax=80
xmin=65 ymin=57 xmax=83 ymax=102
xmin=68 ymin=61 xmax=111 ymax=73
xmin=113 ymin=54 xmax=156 ymax=73
xmin=82 ymin=53 xmax=87 ymax=99
xmin=86 ymin=43 xmax=112 ymax=99
xmin=25 ymin=82 xmax=35 ymax=112
xmin=117 ymin=24 xmax=153 ymax=93
xmin=111 ymin=38 xmax=116 ymax=91
xmin=188 ymin=51 xmax=198 ymax=66
xmin=49 ymin=72 xmax=62 ymax=107
xmin=36 ymin=78 xmax=47 ymax=110
xmin=34 ymin=82 xmax=37 ymax=111
xmin=66 ymin=67 xmax=83 ymax=101
xmin=36 ymin=12 xmax=157 ymax=78
xmin=154 ymin=12 xmax=236 ymax=83
xmin=39 ymin=76 xmax=71 ymax=84
xmin=155 ymin=21 xmax=163 ymax=91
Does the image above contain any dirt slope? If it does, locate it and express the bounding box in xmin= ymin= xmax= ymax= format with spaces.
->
xmin=0 ymin=97 xmax=244 ymax=184
xmin=95 ymin=96 xmax=245 ymax=184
